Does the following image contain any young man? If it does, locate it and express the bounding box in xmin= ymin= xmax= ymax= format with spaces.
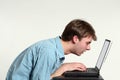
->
xmin=6 ymin=19 xmax=97 ymax=80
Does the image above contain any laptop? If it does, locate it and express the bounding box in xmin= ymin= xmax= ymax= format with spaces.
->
xmin=62 ymin=39 xmax=112 ymax=77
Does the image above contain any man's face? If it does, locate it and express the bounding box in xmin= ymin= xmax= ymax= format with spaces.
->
xmin=72 ymin=36 xmax=93 ymax=56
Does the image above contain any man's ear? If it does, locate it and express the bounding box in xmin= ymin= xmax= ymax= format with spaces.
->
xmin=72 ymin=35 xmax=79 ymax=44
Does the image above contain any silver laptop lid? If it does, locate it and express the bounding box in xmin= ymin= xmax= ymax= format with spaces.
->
xmin=95 ymin=39 xmax=112 ymax=70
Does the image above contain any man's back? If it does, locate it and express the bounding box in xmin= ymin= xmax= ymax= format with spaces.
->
xmin=6 ymin=36 xmax=65 ymax=80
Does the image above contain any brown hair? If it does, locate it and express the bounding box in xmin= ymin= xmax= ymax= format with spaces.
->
xmin=61 ymin=19 xmax=97 ymax=41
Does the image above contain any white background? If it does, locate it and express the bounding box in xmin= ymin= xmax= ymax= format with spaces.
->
xmin=0 ymin=0 xmax=120 ymax=80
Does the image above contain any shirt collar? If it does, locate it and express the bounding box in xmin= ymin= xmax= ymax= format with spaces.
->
xmin=55 ymin=36 xmax=65 ymax=61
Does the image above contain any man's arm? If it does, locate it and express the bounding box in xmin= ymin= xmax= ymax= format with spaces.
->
xmin=50 ymin=62 xmax=86 ymax=79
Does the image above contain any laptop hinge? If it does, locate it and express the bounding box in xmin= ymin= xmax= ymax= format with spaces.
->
xmin=95 ymin=66 xmax=100 ymax=73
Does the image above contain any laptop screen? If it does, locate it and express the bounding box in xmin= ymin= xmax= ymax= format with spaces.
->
xmin=95 ymin=39 xmax=111 ymax=70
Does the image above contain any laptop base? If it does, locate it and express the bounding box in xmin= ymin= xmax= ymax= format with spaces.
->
xmin=53 ymin=75 xmax=104 ymax=80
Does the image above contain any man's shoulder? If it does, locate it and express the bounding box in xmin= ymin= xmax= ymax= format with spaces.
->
xmin=30 ymin=36 xmax=58 ymax=49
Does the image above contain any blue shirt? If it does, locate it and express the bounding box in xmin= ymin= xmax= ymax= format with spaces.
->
xmin=6 ymin=36 xmax=65 ymax=80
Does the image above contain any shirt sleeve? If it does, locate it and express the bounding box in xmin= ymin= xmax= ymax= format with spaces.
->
xmin=6 ymin=48 xmax=33 ymax=80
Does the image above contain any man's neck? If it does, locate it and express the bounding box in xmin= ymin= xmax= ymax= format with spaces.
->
xmin=60 ymin=39 xmax=73 ymax=55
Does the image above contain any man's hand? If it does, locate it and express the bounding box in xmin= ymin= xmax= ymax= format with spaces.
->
xmin=50 ymin=62 xmax=86 ymax=79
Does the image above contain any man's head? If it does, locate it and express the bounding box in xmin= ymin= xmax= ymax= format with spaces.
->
xmin=61 ymin=19 xmax=97 ymax=41
xmin=61 ymin=19 xmax=97 ymax=56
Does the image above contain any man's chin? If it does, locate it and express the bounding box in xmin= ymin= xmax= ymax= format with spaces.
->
xmin=76 ymin=53 xmax=82 ymax=56
xmin=77 ymin=52 xmax=84 ymax=56
xmin=73 ymin=52 xmax=83 ymax=56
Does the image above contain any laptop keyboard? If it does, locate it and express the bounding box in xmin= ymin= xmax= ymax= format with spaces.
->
xmin=86 ymin=68 xmax=97 ymax=72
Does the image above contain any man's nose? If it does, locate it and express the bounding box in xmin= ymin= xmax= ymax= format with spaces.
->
xmin=87 ymin=45 xmax=91 ymax=50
